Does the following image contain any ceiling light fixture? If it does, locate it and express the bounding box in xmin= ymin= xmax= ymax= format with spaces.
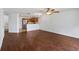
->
xmin=46 ymin=8 xmax=59 ymax=15
xmin=46 ymin=11 xmax=53 ymax=15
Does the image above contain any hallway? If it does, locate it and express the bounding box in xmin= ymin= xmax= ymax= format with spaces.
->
xmin=1 ymin=30 xmax=79 ymax=51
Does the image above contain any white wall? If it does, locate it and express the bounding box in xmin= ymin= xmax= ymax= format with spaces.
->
xmin=0 ymin=9 xmax=4 ymax=49
xmin=39 ymin=9 xmax=79 ymax=38
xmin=8 ymin=13 xmax=20 ymax=33
xmin=19 ymin=17 xmax=22 ymax=32
xmin=4 ymin=15 xmax=8 ymax=31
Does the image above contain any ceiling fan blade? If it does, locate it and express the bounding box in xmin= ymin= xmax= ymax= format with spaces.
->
xmin=53 ymin=11 xmax=59 ymax=13
xmin=47 ymin=8 xmax=55 ymax=12
xmin=46 ymin=8 xmax=50 ymax=12
xmin=51 ymin=9 xmax=55 ymax=11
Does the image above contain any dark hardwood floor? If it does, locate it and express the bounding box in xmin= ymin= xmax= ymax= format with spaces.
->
xmin=1 ymin=30 xmax=79 ymax=51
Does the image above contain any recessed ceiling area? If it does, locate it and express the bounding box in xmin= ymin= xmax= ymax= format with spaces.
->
xmin=3 ymin=8 xmax=46 ymax=17
xmin=3 ymin=8 xmax=46 ymax=14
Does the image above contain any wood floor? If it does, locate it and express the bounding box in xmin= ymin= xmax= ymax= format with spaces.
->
xmin=1 ymin=30 xmax=79 ymax=51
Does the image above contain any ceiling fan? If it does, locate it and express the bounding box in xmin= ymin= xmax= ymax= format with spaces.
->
xmin=46 ymin=8 xmax=59 ymax=15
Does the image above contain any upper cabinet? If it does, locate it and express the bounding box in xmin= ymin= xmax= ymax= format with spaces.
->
xmin=22 ymin=17 xmax=38 ymax=24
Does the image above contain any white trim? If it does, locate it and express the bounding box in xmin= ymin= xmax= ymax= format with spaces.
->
xmin=41 ymin=29 xmax=79 ymax=39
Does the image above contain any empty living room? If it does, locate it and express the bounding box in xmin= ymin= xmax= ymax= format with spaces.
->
xmin=0 ymin=8 xmax=79 ymax=51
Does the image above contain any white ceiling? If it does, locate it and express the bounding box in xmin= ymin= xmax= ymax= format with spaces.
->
xmin=3 ymin=8 xmax=76 ymax=17
xmin=4 ymin=8 xmax=45 ymax=14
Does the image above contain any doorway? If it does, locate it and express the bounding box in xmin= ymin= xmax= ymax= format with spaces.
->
xmin=22 ymin=18 xmax=27 ymax=32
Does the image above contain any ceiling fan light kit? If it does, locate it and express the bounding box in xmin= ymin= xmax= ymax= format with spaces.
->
xmin=46 ymin=12 xmax=53 ymax=15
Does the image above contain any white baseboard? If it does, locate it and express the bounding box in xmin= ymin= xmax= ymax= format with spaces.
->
xmin=41 ymin=29 xmax=79 ymax=39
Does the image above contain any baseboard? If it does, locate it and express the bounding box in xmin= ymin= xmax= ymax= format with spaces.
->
xmin=41 ymin=29 xmax=79 ymax=39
